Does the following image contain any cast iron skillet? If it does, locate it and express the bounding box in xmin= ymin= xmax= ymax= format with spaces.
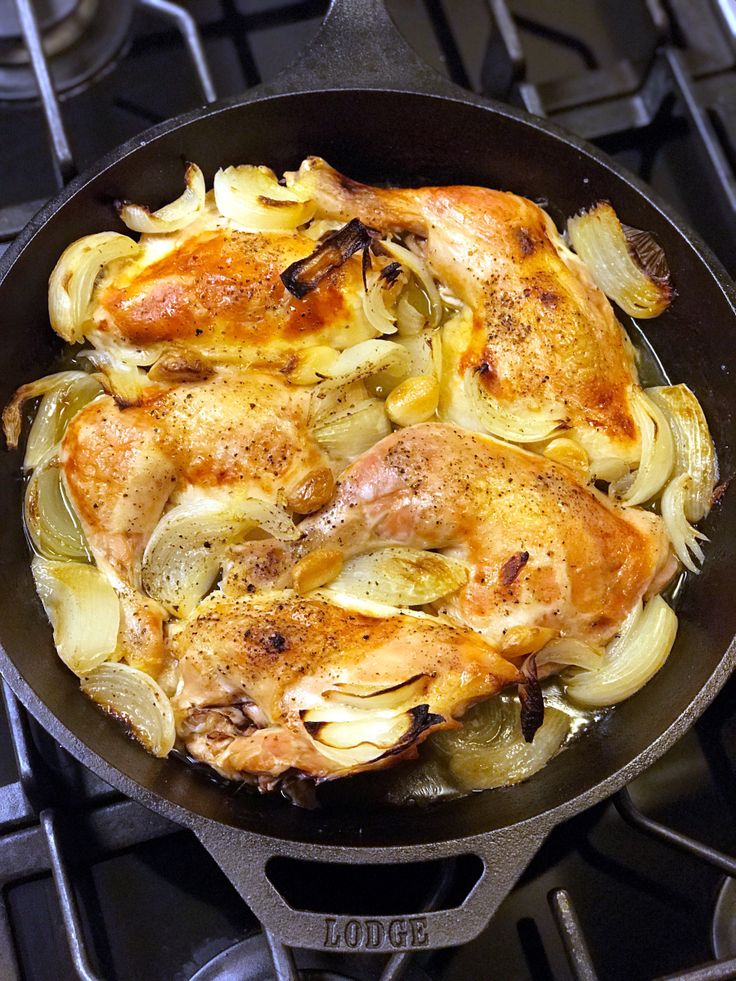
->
xmin=1 ymin=0 xmax=735 ymax=954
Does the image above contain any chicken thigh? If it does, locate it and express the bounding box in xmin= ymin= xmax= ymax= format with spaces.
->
xmin=292 ymin=158 xmax=643 ymax=466
xmin=171 ymin=590 xmax=520 ymax=783
xmin=287 ymin=424 xmax=675 ymax=650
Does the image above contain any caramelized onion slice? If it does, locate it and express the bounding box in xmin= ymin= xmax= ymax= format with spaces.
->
xmin=646 ymin=384 xmax=717 ymax=522
xmin=610 ymin=388 xmax=674 ymax=506
xmin=142 ymin=494 xmax=298 ymax=618
xmin=32 ymin=557 xmax=120 ymax=675
xmin=361 ymin=269 xmax=402 ymax=335
xmin=214 ymin=164 xmax=315 ymax=232
xmin=432 ymin=694 xmax=569 ymax=791
xmin=3 ymin=370 xmax=99 ymax=454
xmin=318 ymin=339 xmax=411 ymax=389
xmin=567 ymin=201 xmax=672 ymax=318
xmin=25 ymin=455 xmax=90 ymax=562
xmin=312 ymin=398 xmax=391 ymax=465
xmin=380 ymin=239 xmax=442 ymax=328
xmin=48 ymin=232 xmax=140 ymax=342
xmin=564 ymin=596 xmax=677 ymax=708
xmin=304 ymin=703 xmax=442 ymax=769
xmin=117 ymin=162 xmax=205 ymax=233
xmin=661 ymin=474 xmax=707 ymax=573
xmin=330 ymin=547 xmax=468 ymax=607
xmin=464 ymin=368 xmax=564 ymax=443
xmin=24 ymin=372 xmax=102 ymax=470
xmin=80 ymin=662 xmax=175 ymax=757
xmin=535 ymin=637 xmax=603 ymax=673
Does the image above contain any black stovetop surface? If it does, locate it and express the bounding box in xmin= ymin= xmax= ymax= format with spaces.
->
xmin=1 ymin=2 xmax=736 ymax=979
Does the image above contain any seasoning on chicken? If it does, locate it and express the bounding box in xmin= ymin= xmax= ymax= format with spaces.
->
xmin=291 ymin=157 xmax=644 ymax=466
xmin=171 ymin=591 xmax=521 ymax=784
xmin=280 ymin=424 xmax=676 ymax=651
xmin=90 ymin=197 xmax=375 ymax=368
xmin=59 ymin=371 xmax=332 ymax=673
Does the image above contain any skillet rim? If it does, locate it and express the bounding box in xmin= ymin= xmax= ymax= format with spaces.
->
xmin=0 ymin=83 xmax=735 ymax=851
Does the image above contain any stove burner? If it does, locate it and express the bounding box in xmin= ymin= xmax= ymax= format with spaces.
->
xmin=0 ymin=0 xmax=133 ymax=102
xmin=188 ymin=932 xmax=432 ymax=981
xmin=712 ymin=877 xmax=736 ymax=958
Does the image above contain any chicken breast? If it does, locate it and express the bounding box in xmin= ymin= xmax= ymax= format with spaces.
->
xmin=285 ymin=424 xmax=675 ymax=650
xmin=90 ymin=196 xmax=374 ymax=368
xmin=171 ymin=590 xmax=520 ymax=784
xmin=292 ymin=157 xmax=642 ymax=465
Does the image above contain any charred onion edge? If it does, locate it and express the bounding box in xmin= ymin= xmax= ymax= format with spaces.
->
xmin=622 ymin=223 xmax=671 ymax=285
xmin=304 ymin=703 xmax=444 ymax=766
xmin=518 ymin=655 xmax=544 ymax=743
xmin=281 ymin=218 xmax=377 ymax=298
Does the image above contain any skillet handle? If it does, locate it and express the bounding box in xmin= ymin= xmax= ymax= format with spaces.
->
xmin=195 ymin=820 xmax=549 ymax=951
xmin=263 ymin=0 xmax=462 ymax=99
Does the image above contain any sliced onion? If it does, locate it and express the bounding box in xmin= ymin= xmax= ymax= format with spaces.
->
xmin=396 ymin=294 xmax=425 ymax=336
xmin=303 ymin=218 xmax=344 ymax=241
xmin=463 ymin=368 xmax=563 ymax=443
xmin=330 ymin=547 xmax=468 ymax=607
xmin=142 ymin=494 xmax=298 ymax=618
xmin=24 ymin=373 xmax=102 ymax=470
xmin=535 ymin=637 xmax=603 ymax=672
xmin=86 ymin=354 xmax=164 ymax=407
xmin=589 ymin=457 xmax=630 ymax=483
xmin=432 ymin=694 xmax=569 ymax=791
xmin=48 ymin=232 xmax=140 ymax=342
xmin=380 ymin=239 xmax=442 ymax=327
xmin=646 ymin=384 xmax=717 ymax=521
xmin=661 ymin=473 xmax=707 ymax=573
xmin=32 ymin=557 xmax=120 ymax=675
xmin=564 ymin=595 xmax=677 ymax=708
xmin=312 ymin=398 xmax=391 ymax=463
xmin=394 ymin=329 xmax=441 ymax=380
xmin=214 ymin=165 xmax=316 ymax=231
xmin=610 ymin=388 xmax=674 ymax=506
xmin=25 ymin=454 xmax=90 ymax=561
xmin=567 ymin=201 xmax=672 ymax=318
xmin=3 ymin=370 xmax=98 ymax=454
xmin=362 ymin=270 xmax=401 ymax=335
xmin=542 ymin=437 xmax=589 ymax=478
xmin=117 ymin=163 xmax=205 ymax=233
xmin=318 ymin=339 xmax=411 ymax=389
xmin=80 ymin=662 xmax=175 ymax=757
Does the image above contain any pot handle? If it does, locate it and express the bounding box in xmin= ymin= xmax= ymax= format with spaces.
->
xmin=195 ymin=820 xmax=549 ymax=951
xmin=262 ymin=0 xmax=464 ymax=100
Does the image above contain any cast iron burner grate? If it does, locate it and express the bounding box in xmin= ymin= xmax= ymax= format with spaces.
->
xmin=2 ymin=2 xmax=736 ymax=979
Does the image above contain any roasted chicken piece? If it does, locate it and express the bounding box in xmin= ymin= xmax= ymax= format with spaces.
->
xmin=278 ymin=424 xmax=675 ymax=651
xmin=60 ymin=370 xmax=332 ymax=673
xmin=91 ymin=197 xmax=374 ymax=368
xmin=61 ymin=370 xmax=330 ymax=578
xmin=171 ymin=590 xmax=520 ymax=783
xmin=292 ymin=157 xmax=643 ymax=465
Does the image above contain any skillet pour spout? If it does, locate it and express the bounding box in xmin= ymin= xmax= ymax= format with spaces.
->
xmin=0 ymin=0 xmax=734 ymax=955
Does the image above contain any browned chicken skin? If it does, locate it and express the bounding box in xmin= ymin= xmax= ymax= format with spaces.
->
xmin=171 ymin=591 xmax=521 ymax=783
xmin=61 ymin=370 xmax=331 ymax=580
xmin=92 ymin=201 xmax=373 ymax=366
xmin=293 ymin=157 xmax=642 ymax=464
xmin=289 ymin=424 xmax=675 ymax=648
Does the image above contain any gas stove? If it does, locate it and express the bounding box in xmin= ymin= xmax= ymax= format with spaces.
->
xmin=1 ymin=2 xmax=736 ymax=979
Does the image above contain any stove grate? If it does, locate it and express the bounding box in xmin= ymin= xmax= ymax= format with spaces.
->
xmin=1 ymin=3 xmax=736 ymax=979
